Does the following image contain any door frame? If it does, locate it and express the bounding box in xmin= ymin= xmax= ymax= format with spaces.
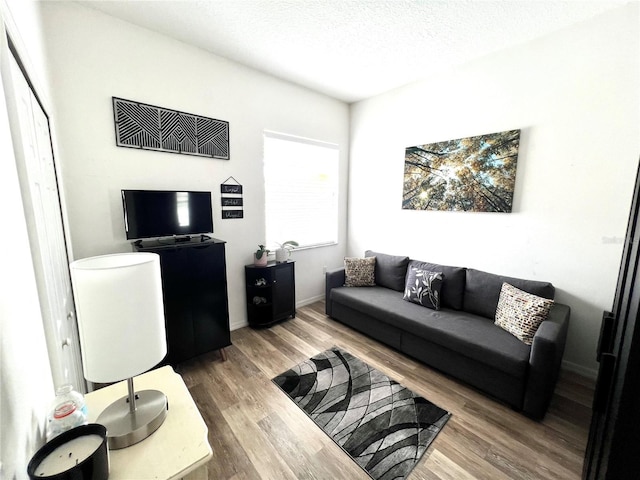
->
xmin=0 ymin=14 xmax=85 ymax=392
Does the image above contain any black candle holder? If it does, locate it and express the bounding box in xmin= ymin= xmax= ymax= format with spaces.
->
xmin=27 ymin=424 xmax=108 ymax=480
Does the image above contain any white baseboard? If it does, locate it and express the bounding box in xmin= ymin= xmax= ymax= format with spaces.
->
xmin=562 ymin=359 xmax=597 ymax=380
xmin=297 ymin=294 xmax=324 ymax=307
xmin=230 ymin=319 xmax=248 ymax=331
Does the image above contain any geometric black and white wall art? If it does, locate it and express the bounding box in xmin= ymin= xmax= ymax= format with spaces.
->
xmin=112 ymin=97 xmax=230 ymax=159
xmin=403 ymin=129 xmax=520 ymax=213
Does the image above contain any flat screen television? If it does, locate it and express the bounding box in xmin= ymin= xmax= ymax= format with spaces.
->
xmin=122 ymin=189 xmax=214 ymax=240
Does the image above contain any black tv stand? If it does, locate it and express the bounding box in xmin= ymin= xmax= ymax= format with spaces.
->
xmin=134 ymin=238 xmax=231 ymax=365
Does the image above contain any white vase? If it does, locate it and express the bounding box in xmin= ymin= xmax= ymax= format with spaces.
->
xmin=275 ymin=248 xmax=289 ymax=263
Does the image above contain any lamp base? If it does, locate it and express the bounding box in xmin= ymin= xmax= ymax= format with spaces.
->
xmin=97 ymin=389 xmax=168 ymax=449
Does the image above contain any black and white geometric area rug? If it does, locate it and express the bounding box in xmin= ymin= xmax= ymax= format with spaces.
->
xmin=272 ymin=347 xmax=451 ymax=480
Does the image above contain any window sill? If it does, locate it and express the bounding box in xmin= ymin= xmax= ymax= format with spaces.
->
xmin=269 ymin=241 xmax=338 ymax=256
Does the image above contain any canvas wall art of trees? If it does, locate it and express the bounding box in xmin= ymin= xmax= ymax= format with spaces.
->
xmin=403 ymin=129 xmax=520 ymax=213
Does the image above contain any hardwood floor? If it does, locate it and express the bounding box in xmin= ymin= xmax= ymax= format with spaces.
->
xmin=176 ymin=301 xmax=594 ymax=480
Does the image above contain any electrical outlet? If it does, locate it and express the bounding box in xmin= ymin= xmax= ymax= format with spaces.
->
xmin=602 ymin=236 xmax=624 ymax=244
xmin=323 ymin=265 xmax=327 ymax=275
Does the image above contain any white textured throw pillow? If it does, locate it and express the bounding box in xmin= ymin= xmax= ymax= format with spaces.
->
xmin=495 ymin=282 xmax=554 ymax=345
xmin=344 ymin=257 xmax=376 ymax=287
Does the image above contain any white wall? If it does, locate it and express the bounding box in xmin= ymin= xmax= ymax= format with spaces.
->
xmin=38 ymin=2 xmax=350 ymax=330
xmin=349 ymin=3 xmax=640 ymax=376
xmin=0 ymin=1 xmax=54 ymax=477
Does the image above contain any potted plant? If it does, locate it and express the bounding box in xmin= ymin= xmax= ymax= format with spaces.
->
xmin=275 ymin=240 xmax=299 ymax=263
xmin=254 ymin=245 xmax=270 ymax=266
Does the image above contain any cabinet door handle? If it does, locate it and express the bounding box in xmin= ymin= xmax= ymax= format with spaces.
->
xmin=593 ymin=352 xmax=616 ymax=413
xmin=597 ymin=311 xmax=616 ymax=361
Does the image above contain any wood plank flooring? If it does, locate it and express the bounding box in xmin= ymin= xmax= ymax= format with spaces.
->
xmin=176 ymin=301 xmax=594 ymax=480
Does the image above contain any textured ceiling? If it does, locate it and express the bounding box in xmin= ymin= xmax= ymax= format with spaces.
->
xmin=77 ymin=0 xmax=626 ymax=103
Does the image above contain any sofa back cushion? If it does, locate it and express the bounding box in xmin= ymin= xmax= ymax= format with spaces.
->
xmin=365 ymin=251 xmax=410 ymax=291
xmin=464 ymin=268 xmax=555 ymax=319
xmin=408 ymin=260 xmax=466 ymax=310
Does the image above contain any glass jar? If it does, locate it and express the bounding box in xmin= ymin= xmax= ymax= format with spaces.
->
xmin=45 ymin=384 xmax=88 ymax=441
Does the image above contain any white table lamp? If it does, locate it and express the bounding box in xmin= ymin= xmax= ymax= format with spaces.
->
xmin=70 ymin=252 xmax=168 ymax=449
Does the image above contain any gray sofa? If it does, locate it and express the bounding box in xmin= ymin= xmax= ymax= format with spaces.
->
xmin=325 ymin=251 xmax=570 ymax=419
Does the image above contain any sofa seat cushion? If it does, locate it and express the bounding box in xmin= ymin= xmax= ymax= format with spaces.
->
xmin=330 ymin=286 xmax=530 ymax=377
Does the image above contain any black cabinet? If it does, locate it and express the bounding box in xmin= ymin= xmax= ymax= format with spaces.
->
xmin=135 ymin=238 xmax=231 ymax=364
xmin=245 ymin=261 xmax=295 ymax=327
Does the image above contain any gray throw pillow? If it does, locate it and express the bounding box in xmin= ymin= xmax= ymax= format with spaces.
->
xmin=365 ymin=250 xmax=410 ymax=291
xmin=403 ymin=266 xmax=443 ymax=310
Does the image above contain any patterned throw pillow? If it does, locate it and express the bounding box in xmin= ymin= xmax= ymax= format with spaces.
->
xmin=403 ymin=267 xmax=443 ymax=310
xmin=495 ymin=282 xmax=554 ymax=345
xmin=344 ymin=257 xmax=376 ymax=287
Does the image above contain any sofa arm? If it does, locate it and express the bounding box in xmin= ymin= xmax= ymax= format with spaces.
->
xmin=523 ymin=302 xmax=570 ymax=419
xmin=325 ymin=267 xmax=345 ymax=316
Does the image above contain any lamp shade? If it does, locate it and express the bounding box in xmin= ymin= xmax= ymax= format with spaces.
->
xmin=70 ymin=253 xmax=167 ymax=383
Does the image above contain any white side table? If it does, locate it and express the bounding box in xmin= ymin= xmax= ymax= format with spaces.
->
xmin=84 ymin=366 xmax=212 ymax=480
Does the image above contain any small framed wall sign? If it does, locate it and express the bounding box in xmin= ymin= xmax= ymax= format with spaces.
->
xmin=221 ymin=177 xmax=243 ymax=219
xmin=220 ymin=183 xmax=243 ymax=195
xmin=113 ymin=97 xmax=230 ymax=159
xmin=221 ymin=197 xmax=243 ymax=207
xmin=222 ymin=210 xmax=244 ymax=219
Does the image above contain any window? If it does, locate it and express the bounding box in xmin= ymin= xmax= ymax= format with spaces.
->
xmin=264 ymin=131 xmax=339 ymax=249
